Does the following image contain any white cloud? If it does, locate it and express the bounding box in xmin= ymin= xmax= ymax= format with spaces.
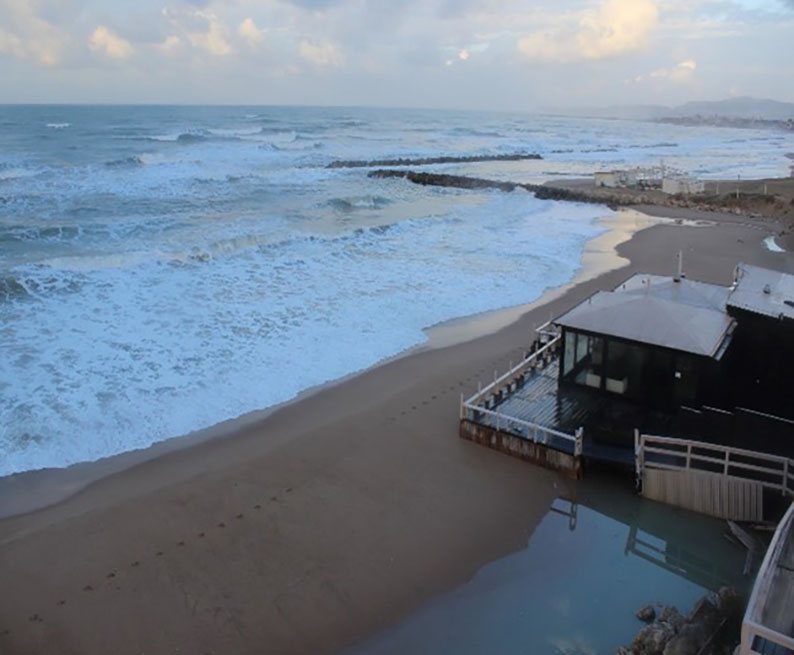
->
xmin=0 ymin=0 xmax=68 ymax=66
xmin=237 ymin=18 xmax=263 ymax=46
xmin=298 ymin=39 xmax=343 ymax=66
xmin=162 ymin=8 xmax=233 ymax=57
xmin=189 ymin=13 xmax=233 ymax=56
xmin=650 ymin=58 xmax=696 ymax=80
xmin=518 ymin=0 xmax=659 ymax=62
xmin=158 ymin=35 xmax=182 ymax=55
xmin=0 ymin=28 xmax=25 ymax=59
xmin=89 ymin=26 xmax=134 ymax=60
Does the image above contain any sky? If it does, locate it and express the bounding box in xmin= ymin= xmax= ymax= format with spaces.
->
xmin=1 ymin=0 xmax=793 ymax=109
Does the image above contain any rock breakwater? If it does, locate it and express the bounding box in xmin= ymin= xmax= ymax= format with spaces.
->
xmin=327 ymin=153 xmax=542 ymax=169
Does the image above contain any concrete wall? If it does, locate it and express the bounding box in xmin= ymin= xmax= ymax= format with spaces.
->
xmin=459 ymin=419 xmax=582 ymax=479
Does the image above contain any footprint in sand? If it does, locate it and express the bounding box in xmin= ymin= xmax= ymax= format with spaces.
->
xmin=106 ymin=572 xmax=116 ymax=579
xmin=254 ymin=504 xmax=261 ymax=510
xmin=218 ymin=522 xmax=226 ymax=528
xmin=198 ymin=532 xmax=205 ymax=538
xmin=83 ymin=585 xmax=93 ymax=592
xmin=177 ymin=541 xmax=185 ymax=546
xmin=236 ymin=513 xmax=244 ymax=519
xmin=57 ymin=600 xmax=66 ymax=606
xmin=131 ymin=561 xmax=140 ymax=567
xmin=28 ymin=614 xmax=42 ymax=623
xmin=156 ymin=551 xmax=164 ymax=557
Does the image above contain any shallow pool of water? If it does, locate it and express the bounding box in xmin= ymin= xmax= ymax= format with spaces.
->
xmin=353 ymin=474 xmax=748 ymax=655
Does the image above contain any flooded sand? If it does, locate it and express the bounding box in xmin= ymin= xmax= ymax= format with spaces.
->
xmin=352 ymin=472 xmax=748 ymax=655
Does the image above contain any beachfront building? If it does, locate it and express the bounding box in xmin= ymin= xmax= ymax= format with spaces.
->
xmin=662 ymin=175 xmax=705 ymax=195
xmin=594 ymin=170 xmax=637 ymax=188
xmin=460 ymin=262 xmax=794 ymax=469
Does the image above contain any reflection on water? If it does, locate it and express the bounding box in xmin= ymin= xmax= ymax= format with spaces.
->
xmin=352 ymin=474 xmax=747 ymax=655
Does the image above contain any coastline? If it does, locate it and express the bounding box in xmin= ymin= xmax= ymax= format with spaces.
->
xmin=0 ymin=204 xmax=790 ymax=654
xmin=0 ymin=206 xmax=650 ymax=519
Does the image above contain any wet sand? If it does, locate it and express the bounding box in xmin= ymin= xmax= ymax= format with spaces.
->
xmin=0 ymin=206 xmax=791 ymax=654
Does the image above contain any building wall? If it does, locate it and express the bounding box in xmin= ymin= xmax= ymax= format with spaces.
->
xmin=559 ymin=326 xmax=720 ymax=411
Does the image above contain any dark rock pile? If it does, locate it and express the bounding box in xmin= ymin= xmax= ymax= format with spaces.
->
xmin=327 ymin=153 xmax=542 ymax=168
xmin=617 ymin=587 xmax=745 ymax=655
xmin=368 ymin=170 xmax=520 ymax=192
xmin=367 ymin=169 xmax=635 ymax=207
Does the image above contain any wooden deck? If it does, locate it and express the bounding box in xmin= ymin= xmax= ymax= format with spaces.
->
xmin=483 ymin=357 xmax=669 ymax=466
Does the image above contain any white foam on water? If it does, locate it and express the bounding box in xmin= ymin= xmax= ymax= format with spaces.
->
xmin=0 ymin=194 xmax=608 ymax=475
xmin=45 ymin=123 xmax=70 ymax=129
xmin=764 ymin=235 xmax=785 ymax=253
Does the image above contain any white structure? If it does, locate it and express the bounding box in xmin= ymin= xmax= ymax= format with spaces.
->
xmin=594 ymin=170 xmax=636 ymax=188
xmin=662 ymin=176 xmax=705 ymax=195
xmin=594 ymin=166 xmax=664 ymax=189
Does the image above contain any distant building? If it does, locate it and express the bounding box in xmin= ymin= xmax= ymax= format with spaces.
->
xmin=662 ymin=176 xmax=705 ymax=195
xmin=594 ymin=170 xmax=637 ymax=188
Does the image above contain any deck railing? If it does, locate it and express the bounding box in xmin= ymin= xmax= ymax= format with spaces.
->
xmin=463 ymin=332 xmax=561 ymax=408
xmin=740 ymin=499 xmax=794 ymax=654
xmin=459 ymin=329 xmax=583 ymax=456
xmin=635 ymin=433 xmax=794 ymax=497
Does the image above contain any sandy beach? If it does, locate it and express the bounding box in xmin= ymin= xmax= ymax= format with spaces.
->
xmin=0 ymin=205 xmax=791 ymax=654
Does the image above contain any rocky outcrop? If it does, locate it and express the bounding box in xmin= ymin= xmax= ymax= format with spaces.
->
xmin=327 ymin=152 xmax=542 ymax=169
xmin=368 ymin=170 xmax=520 ymax=192
xmin=618 ymin=588 xmax=745 ymax=655
xmin=367 ymin=169 xmax=635 ymax=207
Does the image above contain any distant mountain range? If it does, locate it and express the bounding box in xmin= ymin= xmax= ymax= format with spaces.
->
xmin=546 ymin=97 xmax=794 ymax=121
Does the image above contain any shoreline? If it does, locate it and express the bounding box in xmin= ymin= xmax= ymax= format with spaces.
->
xmin=0 ymin=206 xmax=654 ymax=519
xmin=0 ymin=203 xmax=790 ymax=654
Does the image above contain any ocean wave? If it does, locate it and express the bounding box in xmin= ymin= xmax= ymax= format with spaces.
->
xmin=105 ymin=155 xmax=145 ymax=167
xmin=0 ymin=224 xmax=83 ymax=243
xmin=449 ymin=127 xmax=505 ymax=138
xmin=0 ymin=270 xmax=83 ymax=303
xmin=627 ymin=142 xmax=679 ymax=149
xmin=46 ymin=122 xmax=70 ymax=129
xmin=327 ymin=195 xmax=394 ymax=212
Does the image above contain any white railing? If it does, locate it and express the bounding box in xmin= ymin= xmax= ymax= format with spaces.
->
xmin=459 ymin=330 xmax=583 ymax=457
xmin=461 ymin=404 xmax=583 ymax=455
xmin=463 ymin=333 xmax=561 ymax=408
xmin=635 ymin=433 xmax=794 ymax=497
xmin=741 ymin=499 xmax=794 ymax=654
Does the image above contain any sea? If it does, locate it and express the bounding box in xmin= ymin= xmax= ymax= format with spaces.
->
xmin=1 ymin=105 xmax=792 ymax=476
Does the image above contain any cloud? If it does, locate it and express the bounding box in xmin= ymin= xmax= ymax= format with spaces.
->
xmin=190 ymin=12 xmax=232 ymax=56
xmin=298 ymin=39 xmax=343 ymax=66
xmin=518 ymin=0 xmax=659 ymax=62
xmin=631 ymin=59 xmax=696 ymax=84
xmin=0 ymin=0 xmax=69 ymax=66
xmin=162 ymin=7 xmax=233 ymax=57
xmin=650 ymin=59 xmax=696 ymax=81
xmin=237 ymin=18 xmax=263 ymax=45
xmin=158 ymin=35 xmax=182 ymax=55
xmin=0 ymin=29 xmax=25 ymax=59
xmin=89 ymin=26 xmax=134 ymax=60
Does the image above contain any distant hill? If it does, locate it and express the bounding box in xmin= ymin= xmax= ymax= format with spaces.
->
xmin=545 ymin=97 xmax=794 ymax=121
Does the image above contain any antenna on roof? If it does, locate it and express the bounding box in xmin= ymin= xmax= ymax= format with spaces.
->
xmin=674 ymin=250 xmax=683 ymax=283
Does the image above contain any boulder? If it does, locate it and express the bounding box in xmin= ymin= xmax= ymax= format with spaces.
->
xmin=658 ymin=606 xmax=685 ymax=633
xmin=631 ymin=622 xmax=676 ymax=655
xmin=636 ymin=605 xmax=656 ymax=622
xmin=662 ymin=623 xmax=709 ymax=655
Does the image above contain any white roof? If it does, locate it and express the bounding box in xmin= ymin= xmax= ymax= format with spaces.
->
xmin=555 ymin=275 xmax=734 ymax=358
xmin=727 ymin=264 xmax=794 ymax=321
